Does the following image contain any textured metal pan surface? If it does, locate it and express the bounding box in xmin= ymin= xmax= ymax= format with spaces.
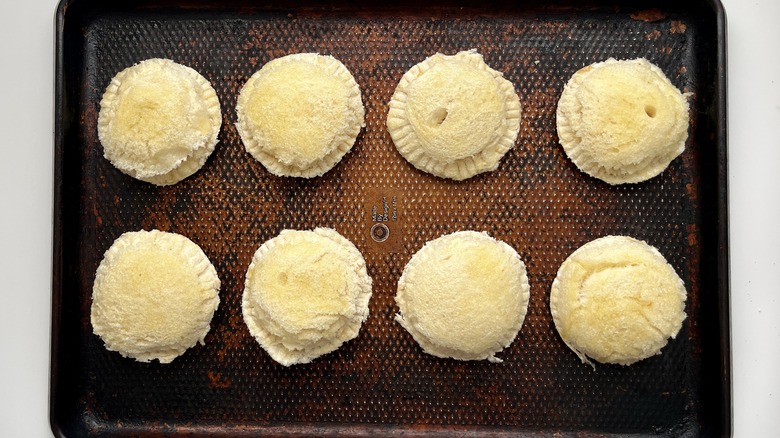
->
xmin=52 ymin=0 xmax=729 ymax=436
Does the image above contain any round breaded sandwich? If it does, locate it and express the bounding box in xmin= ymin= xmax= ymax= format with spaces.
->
xmin=242 ymin=228 xmax=372 ymax=366
xmin=550 ymin=235 xmax=687 ymax=366
xmin=387 ymin=50 xmax=521 ymax=180
xmin=556 ymin=58 xmax=689 ymax=184
xmin=98 ymin=58 xmax=222 ymax=185
xmin=236 ymin=53 xmax=365 ymax=178
xmin=395 ymin=231 xmax=530 ymax=362
xmin=91 ymin=230 xmax=221 ymax=363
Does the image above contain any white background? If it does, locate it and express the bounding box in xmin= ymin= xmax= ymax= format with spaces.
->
xmin=0 ymin=0 xmax=777 ymax=436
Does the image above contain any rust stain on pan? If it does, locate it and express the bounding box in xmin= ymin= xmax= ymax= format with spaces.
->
xmin=645 ymin=29 xmax=662 ymax=40
xmin=630 ymin=8 xmax=669 ymax=22
xmin=670 ymin=20 xmax=688 ymax=34
xmin=207 ymin=371 xmax=232 ymax=389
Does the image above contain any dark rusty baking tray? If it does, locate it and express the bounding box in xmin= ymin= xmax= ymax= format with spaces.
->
xmin=51 ymin=0 xmax=730 ymax=436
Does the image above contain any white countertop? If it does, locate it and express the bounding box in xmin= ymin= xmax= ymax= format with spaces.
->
xmin=0 ymin=0 xmax=777 ymax=436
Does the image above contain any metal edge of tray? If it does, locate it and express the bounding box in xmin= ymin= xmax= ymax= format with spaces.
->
xmin=49 ymin=0 xmax=732 ymax=436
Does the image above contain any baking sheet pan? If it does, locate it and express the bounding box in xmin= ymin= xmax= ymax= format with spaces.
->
xmin=51 ymin=0 xmax=730 ymax=436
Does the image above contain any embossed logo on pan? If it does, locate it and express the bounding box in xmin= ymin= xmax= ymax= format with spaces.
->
xmin=370 ymin=223 xmax=390 ymax=243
